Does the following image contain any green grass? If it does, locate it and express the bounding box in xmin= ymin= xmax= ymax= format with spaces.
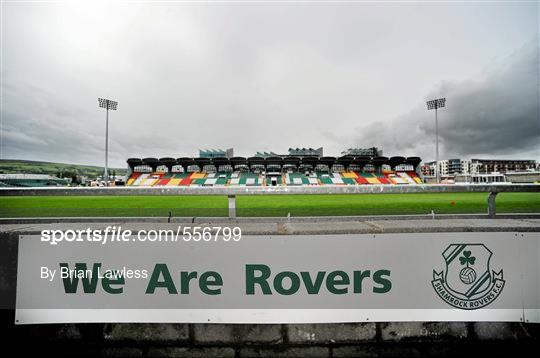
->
xmin=0 ymin=193 xmax=539 ymax=218
xmin=237 ymin=193 xmax=540 ymax=216
xmin=0 ymin=159 xmax=126 ymax=178
xmin=0 ymin=196 xmax=228 ymax=217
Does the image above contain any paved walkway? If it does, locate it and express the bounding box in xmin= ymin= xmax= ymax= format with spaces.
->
xmin=2 ymin=217 xmax=539 ymax=235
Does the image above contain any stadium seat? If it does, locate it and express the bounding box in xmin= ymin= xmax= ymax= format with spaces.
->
xmin=203 ymin=178 xmax=218 ymax=186
xmin=156 ymin=178 xmax=170 ymax=186
xmin=191 ymin=172 xmax=206 ymax=179
xmin=341 ymin=177 xmax=356 ymax=185
xmin=397 ymin=172 xmax=416 ymax=184
xmin=329 ymin=172 xmax=345 ymax=185
xmin=308 ymin=177 xmax=319 ymax=185
xmin=238 ymin=173 xmax=261 ymax=186
xmin=407 ymin=171 xmax=423 ymax=184
xmin=330 ymin=176 xmax=344 ymax=184
xmin=131 ymin=173 xmax=150 ymax=186
xmin=316 ymin=172 xmax=334 ymax=185
xmin=142 ymin=173 xmax=163 ymax=186
xmin=320 ymin=177 xmax=333 ymax=185
xmin=377 ymin=177 xmax=391 ymax=184
xmin=341 ymin=171 xmax=358 ymax=179
xmin=192 ymin=178 xmax=206 ymax=186
xmin=152 ymin=172 xmax=174 ymax=186
xmin=387 ymin=173 xmax=407 ymax=184
xmin=179 ymin=173 xmax=193 ymax=186
xmin=286 ymin=172 xmax=309 ymax=186
xmin=126 ymin=172 xmax=141 ymax=186
xmin=166 ymin=173 xmax=186 ymax=186
xmin=214 ymin=172 xmax=231 ymax=186
xmin=124 ymin=162 xmax=423 ymax=187
xmin=355 ymin=176 xmax=369 ymax=184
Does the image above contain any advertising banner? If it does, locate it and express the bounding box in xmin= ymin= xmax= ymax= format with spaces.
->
xmin=15 ymin=231 xmax=539 ymax=324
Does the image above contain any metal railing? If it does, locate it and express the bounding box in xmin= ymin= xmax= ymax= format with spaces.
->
xmin=0 ymin=184 xmax=538 ymax=219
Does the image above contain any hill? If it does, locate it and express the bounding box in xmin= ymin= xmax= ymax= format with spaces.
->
xmin=0 ymin=159 xmax=127 ymax=179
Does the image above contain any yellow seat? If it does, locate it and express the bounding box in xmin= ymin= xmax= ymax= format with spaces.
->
xmin=342 ymin=171 xmax=358 ymax=179
xmin=366 ymin=177 xmax=381 ymax=184
xmin=168 ymin=178 xmax=182 ymax=186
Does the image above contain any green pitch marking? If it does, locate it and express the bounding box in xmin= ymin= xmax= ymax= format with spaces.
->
xmin=0 ymin=193 xmax=538 ymax=218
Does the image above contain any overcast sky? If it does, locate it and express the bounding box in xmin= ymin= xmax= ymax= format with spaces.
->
xmin=1 ymin=1 xmax=538 ymax=167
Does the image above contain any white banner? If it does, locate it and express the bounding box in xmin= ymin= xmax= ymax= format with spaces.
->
xmin=15 ymin=232 xmax=540 ymax=324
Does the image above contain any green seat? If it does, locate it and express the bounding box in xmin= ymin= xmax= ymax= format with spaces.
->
xmin=320 ymin=177 xmax=333 ymax=185
xmin=215 ymin=177 xmax=228 ymax=185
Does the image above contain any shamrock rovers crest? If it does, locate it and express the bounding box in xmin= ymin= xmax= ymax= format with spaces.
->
xmin=432 ymin=244 xmax=505 ymax=310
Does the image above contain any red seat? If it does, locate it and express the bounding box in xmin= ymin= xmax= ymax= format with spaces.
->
xmin=157 ymin=178 xmax=170 ymax=186
xmin=355 ymin=176 xmax=369 ymax=184
xmin=179 ymin=178 xmax=191 ymax=186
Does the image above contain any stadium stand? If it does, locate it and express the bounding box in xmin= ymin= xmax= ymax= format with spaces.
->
xmin=125 ymin=155 xmax=423 ymax=187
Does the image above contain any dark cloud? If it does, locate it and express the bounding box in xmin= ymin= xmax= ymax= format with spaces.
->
xmin=350 ymin=39 xmax=539 ymax=161
xmin=1 ymin=3 xmax=538 ymax=166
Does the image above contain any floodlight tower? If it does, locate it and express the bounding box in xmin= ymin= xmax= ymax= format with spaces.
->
xmin=98 ymin=98 xmax=118 ymax=186
xmin=426 ymin=98 xmax=446 ymax=183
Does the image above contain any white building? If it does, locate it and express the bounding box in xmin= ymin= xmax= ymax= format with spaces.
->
xmin=421 ymin=158 xmax=537 ymax=183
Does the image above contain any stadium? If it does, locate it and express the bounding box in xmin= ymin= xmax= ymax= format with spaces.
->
xmin=124 ymin=154 xmax=423 ymax=187
xmin=1 ymin=150 xmax=538 ymax=219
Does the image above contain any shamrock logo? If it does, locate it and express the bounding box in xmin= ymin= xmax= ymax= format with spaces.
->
xmin=458 ymin=250 xmax=477 ymax=284
xmin=459 ymin=250 xmax=476 ymax=267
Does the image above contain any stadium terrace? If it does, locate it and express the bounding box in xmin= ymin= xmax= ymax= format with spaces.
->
xmin=126 ymin=155 xmax=423 ymax=187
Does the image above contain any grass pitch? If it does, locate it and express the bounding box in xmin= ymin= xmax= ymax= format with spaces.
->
xmin=0 ymin=192 xmax=538 ymax=218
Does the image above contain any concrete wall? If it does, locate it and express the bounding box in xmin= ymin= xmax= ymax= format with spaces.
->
xmin=3 ymin=319 xmax=539 ymax=357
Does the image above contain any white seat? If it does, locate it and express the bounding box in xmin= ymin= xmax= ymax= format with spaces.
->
xmin=133 ymin=173 xmax=149 ymax=186
xmin=397 ymin=172 xmax=416 ymax=184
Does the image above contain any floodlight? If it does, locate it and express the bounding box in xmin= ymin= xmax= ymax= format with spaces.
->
xmin=426 ymin=97 xmax=446 ymax=183
xmin=98 ymin=98 xmax=118 ymax=186
xmin=426 ymin=98 xmax=446 ymax=110
xmin=98 ymin=98 xmax=118 ymax=110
